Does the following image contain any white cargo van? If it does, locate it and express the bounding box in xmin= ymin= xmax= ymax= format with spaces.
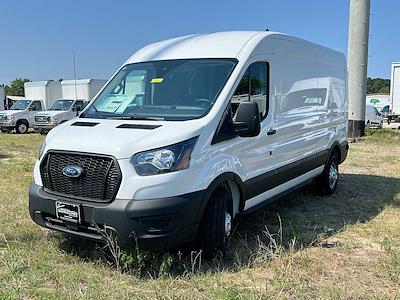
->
xmin=0 ymin=81 xmax=61 ymax=133
xmin=33 ymin=99 xmax=87 ymax=134
xmin=29 ymin=32 xmax=348 ymax=255
xmin=365 ymin=104 xmax=383 ymax=128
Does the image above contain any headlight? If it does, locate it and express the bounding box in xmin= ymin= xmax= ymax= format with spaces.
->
xmin=39 ymin=141 xmax=46 ymax=159
xmin=131 ymin=137 xmax=198 ymax=176
xmin=52 ymin=116 xmax=58 ymax=123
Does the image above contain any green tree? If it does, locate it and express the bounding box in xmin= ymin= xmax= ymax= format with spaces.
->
xmin=367 ymin=78 xmax=390 ymax=94
xmin=4 ymin=78 xmax=31 ymax=96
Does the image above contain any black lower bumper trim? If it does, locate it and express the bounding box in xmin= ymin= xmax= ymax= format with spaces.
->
xmin=29 ymin=183 xmax=205 ymax=249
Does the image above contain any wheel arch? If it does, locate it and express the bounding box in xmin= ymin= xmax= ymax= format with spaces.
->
xmin=197 ymin=172 xmax=245 ymax=223
xmin=16 ymin=118 xmax=29 ymax=125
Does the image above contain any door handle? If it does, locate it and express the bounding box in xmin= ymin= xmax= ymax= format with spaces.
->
xmin=267 ymin=128 xmax=277 ymax=135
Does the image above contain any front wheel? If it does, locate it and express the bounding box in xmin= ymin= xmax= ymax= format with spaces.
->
xmin=200 ymin=184 xmax=232 ymax=257
xmin=316 ymin=152 xmax=339 ymax=195
xmin=16 ymin=121 xmax=28 ymax=134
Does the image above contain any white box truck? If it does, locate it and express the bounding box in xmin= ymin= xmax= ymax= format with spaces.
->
xmin=33 ymin=99 xmax=87 ymax=134
xmin=388 ymin=62 xmax=400 ymax=123
xmin=0 ymin=80 xmax=61 ymax=133
xmin=33 ymin=79 xmax=106 ymax=134
xmin=29 ymin=31 xmax=348 ymax=255
xmin=61 ymin=79 xmax=107 ymax=101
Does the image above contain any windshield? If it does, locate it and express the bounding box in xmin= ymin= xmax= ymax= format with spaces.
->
xmin=82 ymin=59 xmax=237 ymax=121
xmin=50 ymin=100 xmax=74 ymax=111
xmin=10 ymin=100 xmax=31 ymax=110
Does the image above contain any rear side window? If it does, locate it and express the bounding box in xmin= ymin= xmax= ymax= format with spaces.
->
xmin=329 ymin=88 xmax=344 ymax=109
xmin=231 ymin=62 xmax=269 ymax=118
xmin=280 ymin=88 xmax=327 ymax=114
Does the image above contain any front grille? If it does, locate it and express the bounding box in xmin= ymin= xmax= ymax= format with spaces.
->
xmin=35 ymin=116 xmax=50 ymax=124
xmin=40 ymin=151 xmax=122 ymax=202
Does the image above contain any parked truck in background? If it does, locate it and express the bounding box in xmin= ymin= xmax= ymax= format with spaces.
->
xmin=33 ymin=99 xmax=87 ymax=134
xmin=61 ymin=79 xmax=107 ymax=101
xmin=0 ymin=80 xmax=61 ymax=133
xmin=388 ymin=62 xmax=400 ymax=123
xmin=33 ymin=79 xmax=106 ymax=133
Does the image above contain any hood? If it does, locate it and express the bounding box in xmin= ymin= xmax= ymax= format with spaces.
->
xmin=35 ymin=110 xmax=65 ymax=117
xmin=44 ymin=118 xmax=205 ymax=159
xmin=0 ymin=110 xmax=24 ymax=115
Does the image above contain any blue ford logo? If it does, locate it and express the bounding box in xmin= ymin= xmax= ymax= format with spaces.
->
xmin=62 ymin=165 xmax=84 ymax=178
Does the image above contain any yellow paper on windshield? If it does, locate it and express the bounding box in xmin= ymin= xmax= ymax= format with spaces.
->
xmin=151 ymin=78 xmax=164 ymax=83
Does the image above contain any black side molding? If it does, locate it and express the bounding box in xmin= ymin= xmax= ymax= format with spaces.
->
xmin=71 ymin=122 xmax=99 ymax=127
xmin=116 ymin=124 xmax=162 ymax=130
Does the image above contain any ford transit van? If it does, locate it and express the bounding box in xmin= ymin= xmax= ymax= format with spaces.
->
xmin=29 ymin=31 xmax=348 ymax=255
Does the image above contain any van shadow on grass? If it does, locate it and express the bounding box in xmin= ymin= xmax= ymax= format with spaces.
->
xmin=57 ymin=173 xmax=400 ymax=278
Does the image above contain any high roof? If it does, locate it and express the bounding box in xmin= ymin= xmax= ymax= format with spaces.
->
xmin=125 ymin=31 xmax=343 ymax=65
xmin=125 ymin=31 xmax=281 ymax=64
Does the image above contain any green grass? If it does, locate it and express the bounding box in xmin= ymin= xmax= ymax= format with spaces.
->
xmin=1 ymin=131 xmax=400 ymax=299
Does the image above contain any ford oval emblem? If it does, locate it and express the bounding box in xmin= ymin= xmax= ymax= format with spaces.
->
xmin=62 ymin=165 xmax=84 ymax=178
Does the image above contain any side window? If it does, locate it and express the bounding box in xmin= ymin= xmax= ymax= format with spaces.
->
xmin=73 ymin=101 xmax=84 ymax=111
xmin=329 ymin=88 xmax=343 ymax=109
xmin=281 ymin=88 xmax=327 ymax=114
xmin=231 ymin=62 xmax=269 ymax=118
xmin=30 ymin=101 xmax=42 ymax=111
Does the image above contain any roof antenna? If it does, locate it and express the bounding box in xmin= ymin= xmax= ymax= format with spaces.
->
xmin=72 ymin=51 xmax=78 ymax=101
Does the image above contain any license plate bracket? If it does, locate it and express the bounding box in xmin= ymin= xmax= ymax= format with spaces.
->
xmin=55 ymin=201 xmax=81 ymax=224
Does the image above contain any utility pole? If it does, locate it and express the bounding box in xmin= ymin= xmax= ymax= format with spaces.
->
xmin=347 ymin=0 xmax=371 ymax=138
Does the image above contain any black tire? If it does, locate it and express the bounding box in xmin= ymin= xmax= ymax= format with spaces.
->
xmin=200 ymin=184 xmax=232 ymax=257
xmin=316 ymin=151 xmax=340 ymax=195
xmin=15 ymin=121 xmax=28 ymax=134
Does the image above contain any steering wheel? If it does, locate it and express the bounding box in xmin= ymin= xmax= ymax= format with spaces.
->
xmin=192 ymin=99 xmax=212 ymax=109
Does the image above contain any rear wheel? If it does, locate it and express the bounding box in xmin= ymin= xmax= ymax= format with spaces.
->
xmin=316 ymin=151 xmax=339 ymax=195
xmin=200 ymin=184 xmax=232 ymax=257
xmin=16 ymin=121 xmax=28 ymax=134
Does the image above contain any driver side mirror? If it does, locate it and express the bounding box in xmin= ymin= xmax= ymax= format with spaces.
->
xmin=233 ymin=102 xmax=261 ymax=137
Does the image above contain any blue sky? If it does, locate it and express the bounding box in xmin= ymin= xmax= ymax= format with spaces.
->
xmin=0 ymin=0 xmax=398 ymax=85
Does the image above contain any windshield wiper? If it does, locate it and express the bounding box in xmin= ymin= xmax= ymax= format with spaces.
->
xmin=110 ymin=115 xmax=165 ymax=121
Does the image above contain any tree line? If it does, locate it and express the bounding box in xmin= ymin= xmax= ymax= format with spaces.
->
xmin=0 ymin=78 xmax=31 ymax=96
xmin=367 ymin=78 xmax=390 ymax=94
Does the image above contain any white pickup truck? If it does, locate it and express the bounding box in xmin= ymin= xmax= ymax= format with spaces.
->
xmin=33 ymin=99 xmax=86 ymax=134
xmin=0 ymin=99 xmax=44 ymax=133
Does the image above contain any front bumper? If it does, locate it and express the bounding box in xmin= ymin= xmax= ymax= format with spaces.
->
xmin=34 ymin=123 xmax=56 ymax=130
xmin=29 ymin=183 xmax=205 ymax=249
xmin=33 ymin=124 xmax=57 ymax=133
xmin=0 ymin=120 xmax=15 ymax=128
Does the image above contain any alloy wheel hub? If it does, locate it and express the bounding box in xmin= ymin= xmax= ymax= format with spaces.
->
xmin=329 ymin=163 xmax=338 ymax=189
